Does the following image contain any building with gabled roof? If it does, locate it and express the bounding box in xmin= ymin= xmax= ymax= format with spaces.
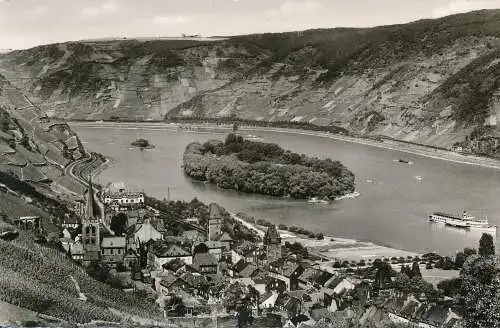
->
xmin=123 ymin=248 xmax=139 ymax=269
xmin=150 ymin=243 xmax=193 ymax=269
xmin=192 ymin=252 xmax=218 ymax=275
xmin=269 ymin=259 xmax=304 ymax=291
xmin=101 ymin=236 xmax=126 ymax=266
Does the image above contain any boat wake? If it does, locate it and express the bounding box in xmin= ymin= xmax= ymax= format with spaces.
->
xmin=335 ymin=191 xmax=361 ymax=200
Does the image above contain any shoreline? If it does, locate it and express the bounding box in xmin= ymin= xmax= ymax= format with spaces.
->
xmin=69 ymin=121 xmax=500 ymax=171
xmin=231 ymin=212 xmax=418 ymax=262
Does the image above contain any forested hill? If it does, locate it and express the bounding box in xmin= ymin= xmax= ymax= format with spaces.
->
xmin=2 ymin=10 xmax=500 ymax=154
xmin=183 ymin=133 xmax=355 ymax=199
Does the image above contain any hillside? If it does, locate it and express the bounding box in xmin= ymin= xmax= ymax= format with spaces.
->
xmin=0 ymin=214 xmax=164 ymax=325
xmin=0 ymin=73 xmax=88 ymax=199
xmin=1 ymin=10 xmax=500 ymax=154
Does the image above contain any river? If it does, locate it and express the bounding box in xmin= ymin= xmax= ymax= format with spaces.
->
xmin=71 ymin=123 xmax=500 ymax=255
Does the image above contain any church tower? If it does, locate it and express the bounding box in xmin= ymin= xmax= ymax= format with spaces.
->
xmin=264 ymin=225 xmax=282 ymax=262
xmin=82 ymin=177 xmax=100 ymax=265
xmin=208 ymin=203 xmax=222 ymax=241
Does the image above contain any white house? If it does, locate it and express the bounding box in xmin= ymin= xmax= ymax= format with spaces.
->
xmin=103 ymin=190 xmax=144 ymax=205
xmin=260 ymin=292 xmax=279 ymax=310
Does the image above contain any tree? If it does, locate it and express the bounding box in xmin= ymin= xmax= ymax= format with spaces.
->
xmin=411 ymin=261 xmax=421 ymax=278
xmin=479 ymin=233 xmax=495 ymax=257
xmin=437 ymin=277 xmax=462 ymax=297
xmin=463 ymin=247 xmax=477 ymax=257
xmin=110 ymin=213 xmax=128 ymax=236
xmin=455 ymin=251 xmax=467 ymax=269
xmin=460 ymin=255 xmax=500 ymax=328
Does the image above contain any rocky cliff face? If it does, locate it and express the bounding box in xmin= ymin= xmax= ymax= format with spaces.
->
xmin=0 ymin=73 xmax=85 ymax=195
xmin=1 ymin=10 xmax=500 ymax=153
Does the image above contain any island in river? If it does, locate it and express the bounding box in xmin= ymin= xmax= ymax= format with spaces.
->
xmin=182 ymin=133 xmax=355 ymax=200
xmin=130 ymin=138 xmax=155 ymax=150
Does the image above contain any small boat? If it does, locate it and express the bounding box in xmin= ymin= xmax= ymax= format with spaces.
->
xmin=415 ymin=176 xmax=423 ymax=181
xmin=308 ymin=197 xmax=329 ymax=204
xmin=399 ymin=159 xmax=413 ymax=164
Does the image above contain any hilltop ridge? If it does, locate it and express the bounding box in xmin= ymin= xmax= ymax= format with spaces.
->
xmin=1 ymin=10 xmax=500 ymax=155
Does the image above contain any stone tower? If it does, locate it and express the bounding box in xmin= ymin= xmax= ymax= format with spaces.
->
xmin=264 ymin=225 xmax=282 ymax=262
xmin=82 ymin=177 xmax=100 ymax=265
xmin=208 ymin=203 xmax=222 ymax=241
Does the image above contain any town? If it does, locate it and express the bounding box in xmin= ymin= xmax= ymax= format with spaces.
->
xmin=13 ymin=176 xmax=475 ymax=328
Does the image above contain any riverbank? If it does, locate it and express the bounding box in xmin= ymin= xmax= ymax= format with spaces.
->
xmin=231 ymin=212 xmax=418 ymax=262
xmin=68 ymin=121 xmax=500 ymax=171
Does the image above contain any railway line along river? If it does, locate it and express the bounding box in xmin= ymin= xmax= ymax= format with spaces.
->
xmin=71 ymin=122 xmax=500 ymax=255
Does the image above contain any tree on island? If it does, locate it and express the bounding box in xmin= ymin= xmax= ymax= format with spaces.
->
xmin=110 ymin=213 xmax=128 ymax=236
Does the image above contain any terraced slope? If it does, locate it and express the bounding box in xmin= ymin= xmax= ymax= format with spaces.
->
xmin=0 ymin=73 xmax=86 ymax=195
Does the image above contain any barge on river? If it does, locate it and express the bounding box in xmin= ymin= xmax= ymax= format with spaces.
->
xmin=429 ymin=211 xmax=497 ymax=234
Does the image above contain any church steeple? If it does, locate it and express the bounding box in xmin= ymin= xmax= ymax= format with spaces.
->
xmin=86 ymin=176 xmax=95 ymax=219
xmin=82 ymin=176 xmax=100 ymax=265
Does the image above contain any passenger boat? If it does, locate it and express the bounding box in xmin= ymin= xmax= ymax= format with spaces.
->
xmin=429 ymin=211 xmax=497 ymax=234
xmin=307 ymin=197 xmax=329 ymax=204
xmin=245 ymin=134 xmax=264 ymax=141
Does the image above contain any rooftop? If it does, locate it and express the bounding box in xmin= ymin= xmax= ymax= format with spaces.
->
xmin=155 ymin=244 xmax=191 ymax=258
xmin=101 ymin=236 xmax=126 ymax=248
xmin=193 ymin=252 xmax=218 ymax=268
xmin=209 ymin=203 xmax=222 ymax=219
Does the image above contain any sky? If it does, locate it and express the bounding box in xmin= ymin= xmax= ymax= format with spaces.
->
xmin=0 ymin=0 xmax=499 ymax=50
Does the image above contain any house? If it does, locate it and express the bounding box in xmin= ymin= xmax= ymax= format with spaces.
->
xmin=216 ymin=231 xmax=234 ymax=249
xmin=269 ymin=259 xmax=305 ymax=291
xmin=232 ymin=260 xmax=259 ymax=278
xmin=69 ymin=240 xmax=84 ymax=263
xmin=182 ymin=230 xmax=206 ymax=244
xmin=61 ymin=215 xmax=80 ymax=229
xmin=150 ymin=244 xmax=193 ymax=269
xmin=128 ymin=222 xmax=163 ymax=245
xmin=231 ymin=249 xmax=243 ymax=265
xmin=259 ymin=291 xmax=279 ymax=311
xmin=298 ymin=267 xmax=334 ymax=289
xmin=180 ymin=272 xmax=210 ymax=298
xmin=103 ymin=189 xmax=144 ymax=206
xmin=384 ymin=294 xmax=462 ymax=328
xmin=203 ymin=241 xmax=224 ymax=261
xmin=101 ymin=236 xmax=126 ymax=266
xmin=241 ymin=245 xmax=266 ymax=264
xmin=157 ymin=273 xmax=187 ymax=295
xmin=332 ymin=278 xmax=356 ymax=295
xmin=192 ymin=252 xmax=218 ymax=275
xmin=123 ymin=248 xmax=139 ymax=269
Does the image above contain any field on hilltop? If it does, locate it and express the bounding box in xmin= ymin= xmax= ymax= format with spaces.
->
xmin=1 ymin=10 xmax=500 ymax=155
